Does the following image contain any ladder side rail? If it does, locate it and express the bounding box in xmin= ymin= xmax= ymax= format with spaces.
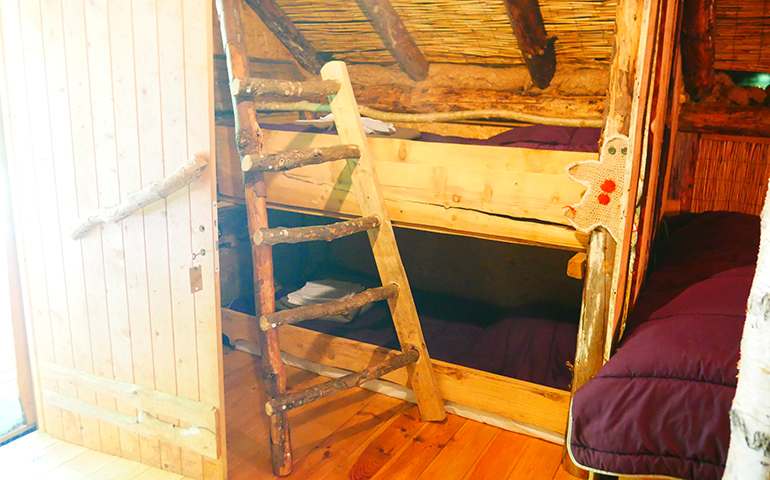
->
xmin=320 ymin=61 xmax=446 ymax=422
xmin=214 ymin=0 xmax=292 ymax=475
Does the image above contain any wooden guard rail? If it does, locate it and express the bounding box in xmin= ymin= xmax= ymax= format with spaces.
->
xmin=253 ymin=215 xmax=381 ymax=246
xmin=242 ymin=144 xmax=361 ymax=172
xmin=265 ymin=347 xmax=419 ymax=415
xmin=230 ymin=77 xmax=340 ymax=101
xmin=259 ymin=283 xmax=398 ymax=330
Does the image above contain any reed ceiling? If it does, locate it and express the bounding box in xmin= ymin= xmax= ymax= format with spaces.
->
xmin=715 ymin=0 xmax=770 ymax=72
xmin=271 ymin=0 xmax=770 ymax=73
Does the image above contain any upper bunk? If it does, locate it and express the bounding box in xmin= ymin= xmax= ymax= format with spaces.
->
xmin=217 ymin=123 xmax=597 ymax=251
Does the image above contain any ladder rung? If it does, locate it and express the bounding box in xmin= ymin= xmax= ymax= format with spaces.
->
xmin=260 ymin=283 xmax=398 ymax=331
xmin=265 ymin=348 xmax=419 ymax=415
xmin=242 ymin=144 xmax=360 ymax=173
xmin=253 ymin=215 xmax=380 ymax=246
xmin=231 ymin=77 xmax=340 ymax=101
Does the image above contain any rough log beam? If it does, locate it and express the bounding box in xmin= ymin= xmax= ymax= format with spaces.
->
xmin=242 ymin=144 xmax=361 ymax=173
xmin=259 ymin=284 xmax=398 ymax=330
xmin=252 ymin=101 xmax=603 ymax=128
xmin=503 ymin=0 xmax=556 ymax=89
xmin=355 ymin=0 xmax=429 ymax=81
xmin=253 ymin=215 xmax=381 ymax=247
xmin=215 ymin=0 xmax=291 ymax=475
xmin=243 ymin=0 xmax=325 ymax=75
xmin=265 ymin=348 xmax=419 ymax=415
xmin=231 ymin=77 xmax=340 ymax=102
xmin=679 ymin=104 xmax=770 ymax=138
xmin=680 ymin=0 xmax=715 ymax=102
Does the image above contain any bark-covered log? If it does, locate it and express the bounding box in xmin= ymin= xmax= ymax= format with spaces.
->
xmin=231 ymin=77 xmax=340 ymax=101
xmin=355 ymin=0 xmax=429 ymax=81
xmin=253 ymin=215 xmax=380 ymax=247
xmin=252 ymin=101 xmax=603 ymax=127
xmin=260 ymin=283 xmax=397 ymax=330
xmin=604 ymin=0 xmax=645 ymax=137
xmin=724 ymin=180 xmax=770 ymax=479
xmin=215 ymin=0 xmax=290 ymax=475
xmin=562 ymin=229 xmax=614 ymax=478
xmin=680 ymin=0 xmax=715 ymax=102
xmin=265 ymin=348 xmax=419 ymax=415
xmin=503 ymin=0 xmax=556 ymax=89
xmin=70 ymin=154 xmax=208 ymax=239
xmin=679 ymin=103 xmax=770 ymax=138
xmin=242 ymin=144 xmax=360 ymax=173
xmin=243 ymin=0 xmax=325 ymax=75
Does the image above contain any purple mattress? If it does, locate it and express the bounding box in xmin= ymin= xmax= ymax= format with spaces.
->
xmin=296 ymin=296 xmax=580 ymax=391
xmin=568 ymin=212 xmax=759 ymax=479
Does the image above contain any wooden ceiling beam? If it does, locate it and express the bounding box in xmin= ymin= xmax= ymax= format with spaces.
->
xmin=503 ymin=0 xmax=557 ymax=89
xmin=680 ymin=0 xmax=715 ymax=101
xmin=243 ymin=0 xmax=325 ymax=75
xmin=355 ymin=0 xmax=430 ymax=81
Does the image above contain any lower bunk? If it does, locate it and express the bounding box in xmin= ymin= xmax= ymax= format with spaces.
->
xmin=567 ymin=211 xmax=759 ymax=479
xmin=218 ymin=210 xmax=584 ymax=443
xmin=221 ymin=307 xmax=572 ymax=442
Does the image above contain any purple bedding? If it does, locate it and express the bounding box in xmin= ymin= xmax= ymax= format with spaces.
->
xmin=263 ymin=123 xmax=600 ymax=153
xmin=297 ymin=297 xmax=580 ymax=391
xmin=568 ymin=212 xmax=760 ymax=479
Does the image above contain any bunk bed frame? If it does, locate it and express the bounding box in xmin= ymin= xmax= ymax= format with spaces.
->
xmin=217 ymin=125 xmax=592 ymax=441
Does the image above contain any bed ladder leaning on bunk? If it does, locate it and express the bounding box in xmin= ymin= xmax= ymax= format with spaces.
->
xmin=215 ymin=0 xmax=447 ymax=476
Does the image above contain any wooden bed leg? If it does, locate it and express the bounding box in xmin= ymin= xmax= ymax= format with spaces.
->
xmin=563 ymin=228 xmax=616 ymax=478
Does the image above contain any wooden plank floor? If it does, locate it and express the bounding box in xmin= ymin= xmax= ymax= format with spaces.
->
xmin=0 ymin=430 xmax=198 ymax=479
xmin=223 ymin=346 xmax=583 ymax=480
xmin=0 ymin=345 xmax=585 ymax=479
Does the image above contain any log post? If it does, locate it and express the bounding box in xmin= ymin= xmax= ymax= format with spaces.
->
xmin=355 ymin=0 xmax=430 ymax=81
xmin=680 ymin=0 xmax=715 ymax=102
xmin=562 ymin=229 xmax=614 ymax=478
xmin=215 ymin=0 xmax=291 ymax=475
xmin=502 ymin=0 xmax=557 ymax=89
xmin=562 ymin=0 xmax=653 ymax=475
xmin=723 ymin=180 xmax=770 ymax=479
xmin=243 ymin=0 xmax=325 ymax=75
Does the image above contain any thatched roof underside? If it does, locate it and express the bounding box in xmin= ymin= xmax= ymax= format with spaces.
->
xmin=274 ymin=0 xmax=618 ymax=65
xmin=715 ymin=0 xmax=770 ymax=72
xmin=273 ymin=0 xmax=770 ymax=73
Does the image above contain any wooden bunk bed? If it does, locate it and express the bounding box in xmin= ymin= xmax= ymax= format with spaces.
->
xmin=215 ymin=0 xmax=763 ymax=475
xmin=217 ymin=121 xmax=598 ymax=442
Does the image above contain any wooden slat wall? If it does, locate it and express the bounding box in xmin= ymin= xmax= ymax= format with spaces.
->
xmin=0 ymin=1 xmax=224 ymax=479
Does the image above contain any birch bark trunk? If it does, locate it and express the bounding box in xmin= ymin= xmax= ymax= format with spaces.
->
xmin=724 ymin=180 xmax=770 ymax=479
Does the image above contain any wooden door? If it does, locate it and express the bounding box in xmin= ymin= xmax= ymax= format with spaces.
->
xmin=0 ymin=1 xmax=225 ymax=479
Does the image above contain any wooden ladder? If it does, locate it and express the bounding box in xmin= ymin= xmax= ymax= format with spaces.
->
xmin=216 ymin=1 xmax=446 ymax=476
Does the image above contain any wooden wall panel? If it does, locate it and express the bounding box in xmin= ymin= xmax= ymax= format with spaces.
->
xmin=0 ymin=1 xmax=224 ymax=479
